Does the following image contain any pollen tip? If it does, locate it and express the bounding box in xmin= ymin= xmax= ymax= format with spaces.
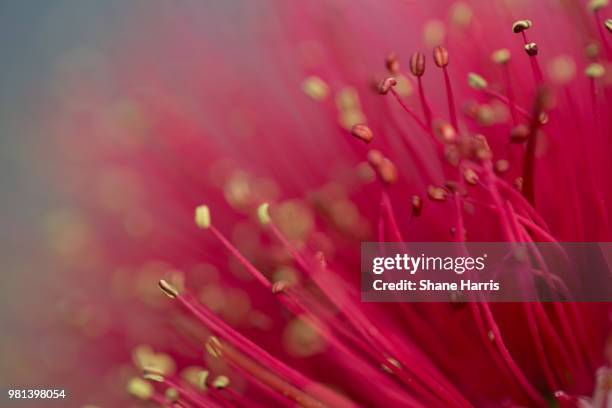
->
xmin=197 ymin=370 xmax=210 ymax=390
xmin=444 ymin=180 xmax=465 ymax=195
xmin=467 ymin=72 xmax=487 ymax=90
xmin=409 ymin=52 xmax=426 ymax=76
xmin=512 ymin=19 xmax=532 ymax=33
xmin=605 ymin=19 xmax=612 ymax=32
xmin=463 ymin=168 xmax=479 ymax=185
xmin=494 ymin=159 xmax=510 ymax=174
xmin=142 ymin=367 xmax=165 ymax=383
xmin=585 ymin=62 xmax=605 ymax=78
xmin=524 ymin=42 xmax=538 ymax=56
xmin=350 ymin=124 xmax=374 ymax=143
xmin=378 ymin=158 xmax=398 ymax=185
xmin=366 ymin=150 xmax=397 ymax=184
xmin=514 ymin=177 xmax=524 ymax=191
xmin=212 ymin=375 xmax=230 ymax=389
xmin=589 ymin=0 xmax=609 ymax=11
xmin=159 ymin=279 xmax=180 ymax=299
xmin=385 ymin=52 xmax=400 ymax=74
xmin=434 ymin=121 xmax=457 ymax=144
xmin=194 ymin=204 xmax=211 ymax=229
xmin=585 ymin=42 xmax=600 ymax=58
xmin=411 ymin=195 xmax=423 ymax=217
xmin=205 ymin=336 xmax=223 ymax=358
xmin=509 ymin=124 xmax=530 ymax=143
xmin=491 ymin=48 xmax=511 ymax=64
xmin=257 ymin=202 xmax=271 ymax=225
xmin=302 ymin=76 xmax=330 ymax=101
xmin=165 ymin=388 xmax=179 ymax=402
xmin=272 ymin=280 xmax=290 ymax=294
xmin=427 ymin=185 xmax=448 ymax=202
xmin=378 ymin=77 xmax=397 ymax=94
xmin=433 ymin=46 xmax=449 ymax=67
xmin=487 ymin=330 xmax=495 ymax=341
xmin=315 ymin=251 xmax=327 ymax=269
xmin=126 ymin=377 xmax=154 ymax=400
xmin=367 ymin=149 xmax=384 ymax=166
xmin=381 ymin=357 xmax=402 ymax=374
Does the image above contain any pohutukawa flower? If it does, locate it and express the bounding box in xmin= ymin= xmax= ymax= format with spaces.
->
xmin=47 ymin=1 xmax=612 ymax=407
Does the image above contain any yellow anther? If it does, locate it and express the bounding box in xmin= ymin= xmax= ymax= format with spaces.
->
xmin=159 ymin=279 xmax=179 ymax=299
xmin=302 ymin=76 xmax=329 ymax=101
xmin=257 ymin=202 xmax=271 ymax=225
xmin=463 ymin=168 xmax=479 ymax=185
xmin=205 ymin=336 xmax=223 ymax=358
xmin=589 ymin=0 xmax=609 ymax=11
xmin=450 ymin=2 xmax=473 ymax=27
xmin=423 ymin=19 xmax=446 ymax=48
xmin=585 ymin=63 xmax=605 ymax=78
xmin=142 ymin=367 xmax=165 ymax=383
xmin=165 ymin=388 xmax=179 ymax=402
xmin=467 ymin=73 xmax=487 ymax=90
xmin=547 ymin=56 xmax=576 ymax=84
xmin=213 ymin=375 xmax=230 ymax=389
xmin=197 ymin=370 xmax=210 ymax=390
xmin=585 ymin=43 xmax=600 ymax=58
xmin=512 ymin=19 xmax=532 ymax=33
xmin=428 ymin=186 xmax=448 ymax=202
xmin=126 ymin=377 xmax=154 ymax=400
xmin=387 ymin=357 xmax=401 ymax=368
xmin=272 ymin=280 xmax=290 ymax=294
xmin=194 ymin=205 xmax=211 ymax=229
xmin=524 ymin=43 xmax=538 ymax=56
xmin=491 ymin=48 xmax=511 ymax=65
xmin=181 ymin=366 xmax=209 ymax=390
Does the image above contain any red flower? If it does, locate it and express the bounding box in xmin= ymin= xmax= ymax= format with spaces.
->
xmin=47 ymin=0 xmax=612 ymax=407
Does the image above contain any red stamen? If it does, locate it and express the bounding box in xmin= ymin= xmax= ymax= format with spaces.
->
xmin=521 ymin=88 xmax=550 ymax=205
xmin=208 ymin=225 xmax=271 ymax=289
xmin=205 ymin=338 xmax=328 ymax=408
xmin=442 ymin=67 xmax=458 ymax=130
xmin=388 ymin=88 xmax=429 ymax=131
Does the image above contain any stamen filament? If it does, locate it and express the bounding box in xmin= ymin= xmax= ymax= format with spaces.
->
xmin=389 ymin=88 xmax=429 ymax=131
xmin=442 ymin=67 xmax=458 ymax=130
xmin=417 ymin=77 xmax=433 ymax=129
xmin=206 ymin=338 xmax=331 ymax=408
xmin=209 ymin=226 xmax=271 ymax=289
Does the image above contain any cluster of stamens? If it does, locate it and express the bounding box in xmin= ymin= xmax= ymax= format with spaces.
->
xmin=122 ymin=9 xmax=612 ymax=408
